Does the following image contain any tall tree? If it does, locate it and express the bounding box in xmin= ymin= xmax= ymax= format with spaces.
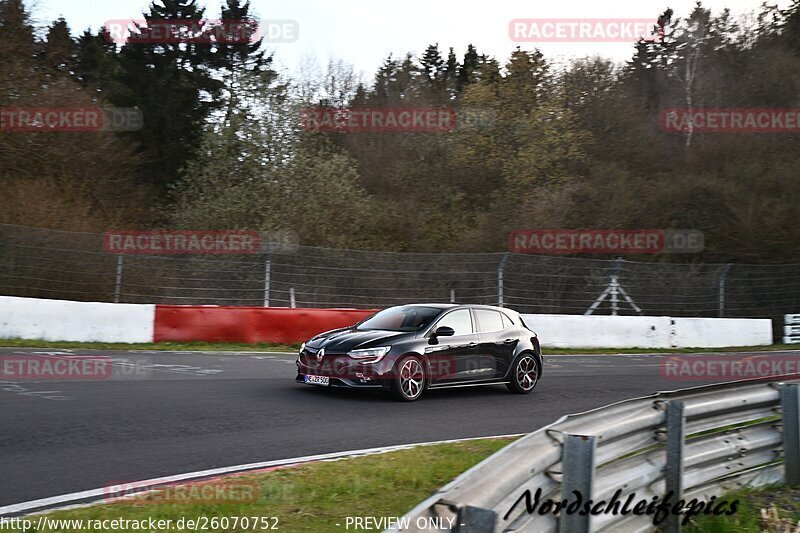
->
xmin=458 ymin=44 xmax=479 ymax=90
xmin=0 ymin=0 xmax=36 ymax=100
xmin=113 ymin=0 xmax=221 ymax=193
xmin=42 ymin=18 xmax=75 ymax=72
xmin=73 ymin=28 xmax=121 ymax=96
xmin=211 ymin=0 xmax=274 ymax=121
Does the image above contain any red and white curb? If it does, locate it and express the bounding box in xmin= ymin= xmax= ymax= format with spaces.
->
xmin=0 ymin=434 xmax=523 ymax=518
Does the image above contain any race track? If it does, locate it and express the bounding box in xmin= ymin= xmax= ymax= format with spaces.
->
xmin=0 ymin=347 xmax=791 ymax=510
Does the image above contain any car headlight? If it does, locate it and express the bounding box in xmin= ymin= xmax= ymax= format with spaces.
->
xmin=347 ymin=346 xmax=390 ymax=363
xmin=299 ymin=342 xmax=306 ymax=353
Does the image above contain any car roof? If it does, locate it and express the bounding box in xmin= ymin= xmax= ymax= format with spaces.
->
xmin=402 ymin=303 xmax=458 ymax=310
xmin=397 ymin=303 xmax=515 ymax=313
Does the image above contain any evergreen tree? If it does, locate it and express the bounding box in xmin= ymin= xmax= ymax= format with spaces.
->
xmin=113 ymin=0 xmax=221 ymax=193
xmin=0 ymin=0 xmax=36 ymax=100
xmin=211 ymin=0 xmax=276 ymax=123
xmin=458 ymin=44 xmax=479 ymax=90
xmin=42 ymin=18 xmax=75 ymax=72
xmin=74 ymin=28 xmax=121 ymax=96
xmin=443 ymin=47 xmax=459 ymax=99
xmin=420 ymin=43 xmax=443 ymax=82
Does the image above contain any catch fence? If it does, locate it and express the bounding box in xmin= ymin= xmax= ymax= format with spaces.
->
xmin=1 ymin=223 xmax=799 ymax=333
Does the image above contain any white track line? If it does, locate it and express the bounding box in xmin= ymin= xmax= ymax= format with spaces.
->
xmin=0 ymin=434 xmax=524 ymax=517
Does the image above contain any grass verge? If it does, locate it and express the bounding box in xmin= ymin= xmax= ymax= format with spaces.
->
xmin=544 ymin=344 xmax=800 ymax=355
xmin=0 ymin=339 xmax=301 ymax=352
xmin=4 ymin=438 xmax=513 ymax=533
xmin=0 ymin=338 xmax=796 ymax=355
xmin=687 ymin=484 xmax=800 ymax=532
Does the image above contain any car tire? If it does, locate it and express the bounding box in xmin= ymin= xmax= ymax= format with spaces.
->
xmin=506 ymin=353 xmax=540 ymax=394
xmin=390 ymin=355 xmax=426 ymax=401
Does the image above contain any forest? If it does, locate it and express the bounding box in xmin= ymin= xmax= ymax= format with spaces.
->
xmin=1 ymin=0 xmax=799 ymax=262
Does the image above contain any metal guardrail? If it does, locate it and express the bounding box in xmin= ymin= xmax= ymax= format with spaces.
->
xmin=784 ymin=314 xmax=800 ymax=344
xmin=392 ymin=378 xmax=800 ymax=533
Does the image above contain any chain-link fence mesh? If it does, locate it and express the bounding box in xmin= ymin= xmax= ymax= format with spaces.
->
xmin=2 ymin=223 xmax=799 ymax=333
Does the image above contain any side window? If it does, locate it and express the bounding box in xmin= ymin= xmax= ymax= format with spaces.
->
xmin=500 ymin=312 xmax=514 ymax=329
xmin=475 ymin=309 xmax=505 ymax=333
xmin=435 ymin=309 xmax=473 ymax=336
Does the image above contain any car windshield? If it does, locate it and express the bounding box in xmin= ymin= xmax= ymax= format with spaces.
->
xmin=357 ymin=306 xmax=444 ymax=332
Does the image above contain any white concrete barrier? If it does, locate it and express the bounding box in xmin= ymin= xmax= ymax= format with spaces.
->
xmin=522 ymin=313 xmax=773 ymax=349
xmin=671 ymin=317 xmax=773 ymax=348
xmin=522 ymin=314 xmax=673 ymax=349
xmin=0 ymin=296 xmax=154 ymax=343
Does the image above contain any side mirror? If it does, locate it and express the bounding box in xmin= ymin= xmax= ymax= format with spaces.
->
xmin=434 ymin=326 xmax=455 ymax=337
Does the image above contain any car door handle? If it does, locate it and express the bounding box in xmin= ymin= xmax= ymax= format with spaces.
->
xmin=467 ymin=342 xmax=478 ymax=347
xmin=425 ymin=345 xmax=450 ymax=353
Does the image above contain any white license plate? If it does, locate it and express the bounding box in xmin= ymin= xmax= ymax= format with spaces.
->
xmin=304 ymin=375 xmax=330 ymax=386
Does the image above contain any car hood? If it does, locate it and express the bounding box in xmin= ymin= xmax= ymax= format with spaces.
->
xmin=308 ymin=328 xmax=410 ymax=352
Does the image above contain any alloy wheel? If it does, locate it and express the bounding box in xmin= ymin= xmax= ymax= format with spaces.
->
xmin=516 ymin=355 xmax=538 ymax=391
xmin=399 ymin=358 xmax=424 ymax=399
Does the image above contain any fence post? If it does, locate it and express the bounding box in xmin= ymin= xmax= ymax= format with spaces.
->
xmin=718 ymin=264 xmax=732 ymax=317
xmin=113 ymin=254 xmax=124 ymax=303
xmin=497 ymin=253 xmax=509 ymax=307
xmin=559 ymin=434 xmax=596 ymax=533
xmin=263 ymin=244 xmax=271 ymax=307
xmin=664 ymin=400 xmax=685 ymax=533
xmin=289 ymin=287 xmax=296 ymax=308
xmin=781 ymin=383 xmax=800 ymax=484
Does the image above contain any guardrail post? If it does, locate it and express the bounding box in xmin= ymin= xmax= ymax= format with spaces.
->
xmin=456 ymin=505 xmax=497 ymax=533
xmin=664 ymin=400 xmax=685 ymax=533
xmin=781 ymin=383 xmax=800 ymax=484
xmin=559 ymin=434 xmax=596 ymax=533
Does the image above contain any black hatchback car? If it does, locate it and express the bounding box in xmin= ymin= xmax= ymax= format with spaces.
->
xmin=295 ymin=304 xmax=542 ymax=401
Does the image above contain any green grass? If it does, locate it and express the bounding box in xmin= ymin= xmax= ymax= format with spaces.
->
xmin=0 ymin=337 xmax=796 ymax=355
xmin=0 ymin=339 xmax=301 ymax=352
xmin=687 ymin=484 xmax=800 ymax=532
xmin=4 ymin=438 xmax=512 ymax=533
xmin=543 ymin=344 xmax=800 ymax=355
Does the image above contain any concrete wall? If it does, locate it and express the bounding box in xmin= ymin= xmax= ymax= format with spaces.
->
xmin=0 ymin=296 xmax=154 ymax=343
xmin=0 ymin=296 xmax=774 ymax=348
xmin=522 ymin=314 xmax=773 ymax=349
xmin=671 ymin=317 xmax=773 ymax=348
xmin=522 ymin=314 xmax=673 ymax=349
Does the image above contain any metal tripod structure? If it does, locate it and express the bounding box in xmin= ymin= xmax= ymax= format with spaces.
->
xmin=584 ymin=258 xmax=642 ymax=316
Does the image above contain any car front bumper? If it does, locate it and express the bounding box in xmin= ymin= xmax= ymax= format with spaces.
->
xmin=295 ymin=352 xmax=394 ymax=389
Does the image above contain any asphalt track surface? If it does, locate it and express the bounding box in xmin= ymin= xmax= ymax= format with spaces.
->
xmin=1 ymin=347 xmax=797 ymax=509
